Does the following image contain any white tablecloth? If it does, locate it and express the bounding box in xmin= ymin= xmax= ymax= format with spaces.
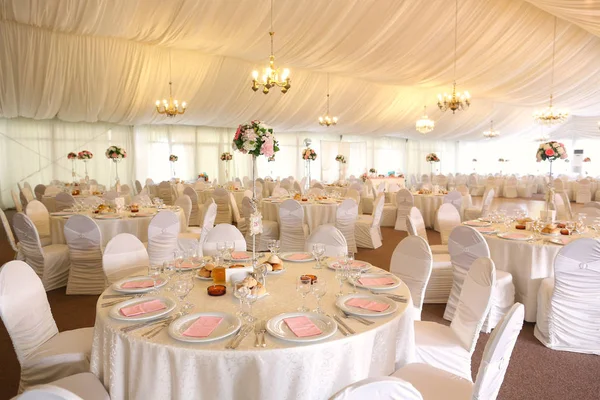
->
xmin=42 ymin=194 xmax=132 ymax=212
xmin=196 ymin=189 xmax=246 ymax=209
xmin=412 ymin=194 xmax=445 ymax=228
xmin=90 ymin=260 xmax=415 ymax=400
xmin=261 ymin=200 xmax=339 ymax=233
xmin=50 ymin=208 xmax=186 ymax=246
xmin=369 ymin=177 xmax=405 ymax=191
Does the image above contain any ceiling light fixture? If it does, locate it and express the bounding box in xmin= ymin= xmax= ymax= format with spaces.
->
xmin=483 ymin=120 xmax=499 ymax=139
xmin=415 ymin=106 xmax=435 ymax=134
xmin=155 ymin=52 xmax=187 ymax=117
xmin=319 ymin=74 xmax=338 ymax=127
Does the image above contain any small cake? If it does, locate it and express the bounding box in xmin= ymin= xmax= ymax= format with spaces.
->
xmin=267 ymin=255 xmax=283 ymax=271
xmin=560 ymin=229 xmax=570 ymax=235
xmin=515 ymin=224 xmax=526 ymax=230
xmin=207 ymin=285 xmax=226 ymax=296
xmin=557 ymin=223 xmax=566 ymax=229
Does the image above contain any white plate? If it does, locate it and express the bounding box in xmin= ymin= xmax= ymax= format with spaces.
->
xmin=497 ymin=232 xmax=534 ymax=241
xmin=318 ymin=200 xmax=337 ymax=204
xmin=336 ymin=293 xmax=398 ymax=317
xmin=350 ymin=273 xmax=402 ymax=290
xmin=464 ymin=220 xmax=491 ymax=227
xmin=266 ymin=312 xmax=337 ymax=343
xmin=268 ymin=266 xmax=286 ymax=275
xmin=94 ymin=214 xmax=122 ymax=220
xmin=475 ymin=227 xmax=498 ymax=235
xmin=226 ymin=252 xmax=254 ymax=263
xmin=280 ymin=252 xmax=315 ymax=262
xmin=108 ymin=296 xmax=176 ymax=322
xmin=548 ymin=237 xmax=574 ymax=246
xmin=130 ymin=212 xmax=156 ymax=218
xmin=541 ymin=231 xmax=561 ymax=237
xmin=327 ymin=260 xmax=371 ymax=272
xmin=112 ymin=275 xmax=167 ymax=293
xmin=168 ymin=312 xmax=242 ymax=343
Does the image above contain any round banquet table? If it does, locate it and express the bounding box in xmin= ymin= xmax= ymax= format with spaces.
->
xmin=261 ymin=199 xmax=340 ymax=233
xmin=324 ymin=185 xmax=348 ymax=197
xmin=475 ymin=223 xmax=595 ymax=322
xmin=90 ymin=259 xmax=414 ymax=400
xmin=368 ymin=177 xmax=405 ymax=191
xmin=42 ymin=193 xmax=132 ymax=213
xmin=196 ymin=189 xmax=246 ymax=209
xmin=50 ymin=207 xmax=186 ymax=246
xmin=412 ymin=194 xmax=445 ymax=228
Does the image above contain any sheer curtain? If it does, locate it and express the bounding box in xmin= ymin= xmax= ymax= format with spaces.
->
xmin=406 ymin=140 xmax=458 ymax=177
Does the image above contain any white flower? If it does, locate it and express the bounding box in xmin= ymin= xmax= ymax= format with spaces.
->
xmin=243 ymin=141 xmax=255 ymax=152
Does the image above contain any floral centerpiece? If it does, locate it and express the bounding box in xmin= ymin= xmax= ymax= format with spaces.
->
xmin=67 ymin=152 xmax=77 ymax=160
xmin=221 ymin=152 xmax=233 ymax=161
xmin=425 ymin=153 xmax=440 ymax=162
xmin=77 ymin=150 xmax=93 ymax=160
xmin=198 ymin=173 xmax=209 ymax=182
xmin=335 ymin=155 xmax=346 ymax=163
xmin=232 ymin=120 xmax=279 ymax=157
xmin=105 ymin=145 xmax=127 ymax=160
xmin=472 ymin=158 xmax=477 ymax=162
xmin=498 ymin=158 xmax=506 ymax=162
xmin=388 ymin=171 xmax=396 ymax=177
xmin=369 ymin=168 xmax=376 ymax=174
xmin=302 ymin=148 xmax=317 ymax=161
xmin=169 ymin=154 xmax=178 ymax=162
xmin=584 ymin=157 xmax=591 ymax=162
xmin=361 ymin=172 xmax=368 ymax=182
xmin=536 ymin=141 xmax=567 ymax=162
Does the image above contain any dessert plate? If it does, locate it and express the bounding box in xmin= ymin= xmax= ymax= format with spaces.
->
xmin=349 ymin=273 xmax=402 ymax=291
xmin=280 ymin=252 xmax=315 ymax=262
xmin=112 ymin=275 xmax=167 ymax=293
xmin=497 ymin=232 xmax=534 ymax=241
xmin=168 ymin=312 xmax=241 ymax=343
xmin=108 ymin=296 xmax=176 ymax=322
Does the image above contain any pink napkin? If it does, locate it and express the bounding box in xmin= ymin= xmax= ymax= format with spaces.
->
xmin=503 ymin=233 xmax=529 ymax=240
xmin=284 ymin=316 xmax=322 ymax=337
xmin=231 ymin=251 xmax=249 ymax=259
xmin=182 ymin=316 xmax=223 ymax=337
xmin=288 ymin=253 xmax=311 ymax=260
xmin=119 ymin=299 xmax=166 ymax=317
xmin=345 ymin=298 xmax=390 ymax=312
xmin=358 ymin=277 xmax=396 ymax=286
xmin=121 ymin=280 xmax=155 ymax=289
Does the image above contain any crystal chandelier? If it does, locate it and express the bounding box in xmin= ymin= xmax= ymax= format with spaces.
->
xmin=155 ymin=52 xmax=186 ymax=117
xmin=533 ymin=17 xmax=568 ymax=125
xmin=483 ymin=120 xmax=499 ymax=139
xmin=251 ymin=0 xmax=291 ymax=94
xmin=319 ymin=74 xmax=338 ymax=127
xmin=415 ymin=106 xmax=435 ymax=134
xmin=438 ymin=0 xmax=470 ymax=113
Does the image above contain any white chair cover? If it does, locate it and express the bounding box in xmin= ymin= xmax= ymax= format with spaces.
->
xmin=34 ymin=184 xmax=46 ymax=201
xmin=330 ymin=377 xmax=423 ymax=400
xmin=335 ymin=199 xmax=358 ymax=253
xmin=431 ymin=204 xmax=461 ymax=255
xmin=229 ymin=192 xmax=245 ymax=231
xmin=576 ymin=178 xmax=592 ymax=204
xmin=202 ymin=224 xmax=246 ymax=256
xmin=553 ymin=192 xmax=570 ymax=220
xmin=157 ymin=181 xmax=173 ymax=205
xmin=305 ymin=225 xmax=347 ymax=257
xmin=17 ymin=372 xmax=110 ymax=400
xmin=307 ymin=187 xmax=325 ymax=196
xmin=147 ymin=211 xmax=180 ymax=266
xmin=63 ymin=215 xmax=105 ymax=295
xmin=0 ymin=261 xmax=92 ymax=393
xmin=241 ymin=197 xmax=278 ymax=252
xmin=355 ymin=193 xmax=384 ymax=249
xmin=503 ymin=177 xmax=518 ymax=198
xmin=534 ymin=238 xmax=600 ymax=355
xmin=212 ymin=187 xmax=232 ymax=225
xmin=135 ymin=180 xmax=143 ymax=194
xmin=103 ymin=191 xmax=118 ymax=202
xmin=44 ymin=186 xmax=61 ymax=196
xmin=12 ymin=189 xmax=24 ymax=212
xmin=1 ymin=207 xmax=21 ymax=257
xmin=278 ymin=199 xmax=308 ymax=252
xmin=120 ymin=184 xmax=131 ymax=195
xmin=25 ymin=200 xmax=52 ymax=246
xmin=464 ymin=189 xmax=495 ymax=221
xmin=103 ymin=233 xmax=149 ymax=283
xmin=414 ymin=257 xmax=496 ymax=381
xmin=443 ymin=190 xmax=462 ymax=217
xmin=198 ymin=202 xmax=218 ymax=254
xmin=280 ymin=178 xmax=292 ymax=191
xmin=12 ymin=213 xmax=70 ymax=291
xmin=406 ymin=207 xmax=428 ymax=243
xmin=312 ymin=182 xmax=325 ymax=189
xmin=394 ymin=189 xmax=414 ymax=231
xmin=182 ymin=187 xmax=201 ymax=226
xmin=390 ymin=236 xmax=432 ymax=321
xmin=292 ymin=180 xmax=303 ymax=194
xmin=82 ymin=196 xmax=103 ymax=207
xmin=174 ymin=195 xmax=192 ymax=228
xmin=272 ymin=187 xmax=289 ymax=198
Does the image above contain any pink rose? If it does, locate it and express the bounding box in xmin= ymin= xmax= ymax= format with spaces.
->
xmin=111 ymin=153 xmax=117 ymax=158
xmin=261 ymin=141 xmax=274 ymax=157
xmin=545 ymin=149 xmax=555 ymax=157
xmin=234 ymin=125 xmax=242 ymax=141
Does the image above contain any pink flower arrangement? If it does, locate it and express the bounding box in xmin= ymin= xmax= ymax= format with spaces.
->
xmin=302 ymin=148 xmax=317 ymax=161
xmin=77 ymin=150 xmax=93 ymax=160
xmin=105 ymin=146 xmax=127 ymax=160
xmin=220 ymin=152 xmax=232 ymax=161
xmin=169 ymin=154 xmax=178 ymax=162
xmin=584 ymin=157 xmax=591 ymax=163
xmin=536 ymin=141 xmax=567 ymax=162
xmin=232 ymin=120 xmax=279 ymax=158
xmin=67 ymin=152 xmax=77 ymax=160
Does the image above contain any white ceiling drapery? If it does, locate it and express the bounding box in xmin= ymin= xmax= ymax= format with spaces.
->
xmin=1 ymin=0 xmax=599 ymax=141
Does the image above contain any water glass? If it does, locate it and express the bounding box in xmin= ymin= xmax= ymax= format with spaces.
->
xmin=296 ymin=276 xmax=312 ymax=312
xmin=148 ymin=264 xmax=162 ymax=293
xmin=162 ymin=261 xmax=176 ymax=291
xmin=335 ymin=266 xmax=346 ymax=298
xmin=216 ymin=242 xmax=226 ymax=259
xmin=312 ymin=243 xmax=326 ymax=269
xmin=312 ymin=278 xmax=327 ymax=314
xmin=232 ymin=278 xmax=250 ymax=318
xmin=268 ymin=239 xmax=281 ymax=256
xmin=173 ymin=250 xmax=184 ymax=272
xmin=173 ymin=278 xmax=193 ymax=312
xmin=225 ymin=241 xmax=235 ymax=264
xmin=348 ymin=267 xmax=361 ymax=294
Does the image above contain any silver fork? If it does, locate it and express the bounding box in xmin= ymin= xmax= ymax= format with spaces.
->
xmin=254 ymin=322 xmax=261 ymax=347
xmin=260 ymin=321 xmax=267 ymax=347
xmin=340 ymin=311 xmax=374 ymax=326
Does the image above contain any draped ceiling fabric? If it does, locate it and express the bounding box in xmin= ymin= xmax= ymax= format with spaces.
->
xmin=0 ymin=0 xmax=599 ymax=141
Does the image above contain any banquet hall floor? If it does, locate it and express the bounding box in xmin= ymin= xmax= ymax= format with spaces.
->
xmin=1 ymin=197 xmax=599 ymax=399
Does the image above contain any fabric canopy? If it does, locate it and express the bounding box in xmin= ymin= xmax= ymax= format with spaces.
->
xmin=0 ymin=0 xmax=599 ymax=140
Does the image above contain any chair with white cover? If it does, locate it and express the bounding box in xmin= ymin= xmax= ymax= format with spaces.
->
xmin=413 ymin=257 xmax=496 ymax=380
xmin=175 ymin=195 xmax=201 ymax=249
xmin=197 ymin=202 xmax=217 ymax=251
xmin=464 ymin=189 xmax=494 ymax=221
xmin=307 ymin=187 xmax=325 ymax=197
xmin=103 ymin=233 xmax=149 ymax=284
xmin=1 ymin=207 xmax=22 ymax=259
xmin=534 ymin=238 xmax=600 ymax=354
xmin=312 ymin=182 xmax=325 ymax=190
xmin=330 ymin=377 xmax=423 ymax=400
xmin=0 ymin=261 xmax=93 ymax=393
xmin=34 ymin=185 xmax=46 ymax=201
xmin=182 ymin=187 xmax=201 ymax=227
xmin=431 ymin=204 xmax=461 ymax=254
xmin=393 ymin=303 xmax=525 ymax=400
xmin=55 ymin=193 xmax=76 ymax=212
xmin=25 ymin=200 xmax=52 ymax=247
xmin=230 ymin=192 xmax=246 ymax=234
xmin=103 ymin=191 xmax=118 ymax=203
xmin=280 ymin=178 xmax=292 ymax=191
xmin=293 ymin=180 xmax=303 ymax=194
xmin=390 ymin=236 xmax=432 ymax=321
xmin=120 ymin=184 xmax=132 ymax=196
xmin=12 ymin=213 xmax=70 ymax=291
xmin=575 ymin=179 xmax=592 ymax=204
xmin=468 ymin=175 xmax=485 ymax=197
xmin=583 ymin=201 xmax=600 ymax=210
xmin=335 ymin=199 xmax=358 ymax=253
xmin=241 ymin=197 xmax=278 ymax=252
xmin=394 ymin=189 xmax=414 ymax=231
xmin=63 ymin=216 xmax=105 ymax=295
xmin=16 ymin=372 xmax=110 ymax=400
xmin=305 ymin=225 xmax=347 ymax=257
xmin=212 ymin=187 xmax=232 ymax=225
xmin=553 ymin=192 xmax=571 ymax=220
xmin=272 ymin=187 xmax=289 ymax=198
xmin=135 ymin=180 xmax=143 ymax=194
xmin=278 ymin=199 xmax=309 ymax=252
xmin=362 ymin=180 xmax=376 ymax=214
xmin=456 ymin=185 xmax=469 ymax=196
xmin=517 ymin=177 xmax=533 ymax=198
xmin=147 ymin=211 xmax=180 ymax=266
xmin=381 ymin=192 xmax=397 ymax=228
xmin=44 ymin=186 xmax=61 ymax=196
xmin=157 ymin=181 xmax=173 ymax=205
xmin=12 ymin=189 xmax=24 ymax=212
xmin=345 ymin=188 xmax=361 ymax=210
xmin=202 ymin=224 xmax=246 ymax=256
xmin=503 ymin=176 xmax=518 ymax=198
xmin=20 ymin=183 xmax=35 ymax=206
xmin=355 ymin=193 xmax=384 ymax=249
xmin=577 ymin=207 xmax=600 ymax=226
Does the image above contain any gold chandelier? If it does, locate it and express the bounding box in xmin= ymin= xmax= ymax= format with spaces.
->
xmin=155 ymin=52 xmax=186 ymax=117
xmin=415 ymin=106 xmax=434 ymax=134
xmin=319 ymin=74 xmax=338 ymax=127
xmin=483 ymin=120 xmax=499 ymax=139
xmin=438 ymin=0 xmax=470 ymax=114
xmin=533 ymin=17 xmax=568 ymax=125
xmin=251 ymin=0 xmax=290 ymax=94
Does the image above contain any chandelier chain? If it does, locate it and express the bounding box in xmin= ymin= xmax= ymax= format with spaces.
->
xmin=550 ymin=16 xmax=557 ymax=105
xmin=453 ymin=0 xmax=458 ymax=81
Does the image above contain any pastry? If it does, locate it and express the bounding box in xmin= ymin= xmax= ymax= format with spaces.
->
xmin=204 ymin=263 xmax=215 ymax=271
xmin=267 ymin=255 xmax=283 ymax=271
xmin=241 ymin=276 xmax=266 ymax=296
xmin=515 ymin=224 xmax=526 ymax=230
xmin=517 ymin=217 xmax=533 ymax=224
xmin=560 ymin=229 xmax=569 ymax=235
xmin=301 ymin=274 xmax=318 ymax=283
xmin=207 ymin=285 xmax=226 ymax=296
xmin=198 ymin=267 xmax=211 ymax=278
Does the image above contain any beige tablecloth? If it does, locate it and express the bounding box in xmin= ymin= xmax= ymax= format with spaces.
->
xmin=196 ymin=189 xmax=246 ymax=209
xmin=261 ymin=200 xmax=339 ymax=233
xmin=42 ymin=194 xmax=132 ymax=212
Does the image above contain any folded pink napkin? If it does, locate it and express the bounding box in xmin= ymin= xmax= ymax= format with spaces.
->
xmin=182 ymin=316 xmax=223 ymax=337
xmin=358 ymin=277 xmax=396 ymax=286
xmin=284 ymin=316 xmax=322 ymax=337
xmin=119 ymin=299 xmax=166 ymax=317
xmin=121 ymin=280 xmax=155 ymax=289
xmin=288 ymin=253 xmax=311 ymax=260
xmin=231 ymin=251 xmax=249 ymax=259
xmin=345 ymin=298 xmax=390 ymax=312
xmin=180 ymin=262 xmax=195 ymax=269
xmin=503 ymin=233 xmax=529 ymax=240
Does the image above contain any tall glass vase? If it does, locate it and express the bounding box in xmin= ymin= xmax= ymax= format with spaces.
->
xmin=113 ymin=158 xmax=121 ymax=192
xmin=171 ymin=161 xmax=176 ymax=178
xmin=71 ymin=160 xmax=77 ymax=183
xmin=338 ymin=162 xmax=343 ymax=182
xmin=305 ymin=160 xmax=311 ymax=190
xmin=83 ymin=160 xmax=89 ymax=183
xmin=544 ymin=160 xmax=555 ymax=223
xmin=225 ymin=160 xmax=230 ymax=182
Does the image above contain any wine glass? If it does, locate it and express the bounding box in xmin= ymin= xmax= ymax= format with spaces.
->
xmin=345 ymin=251 xmax=355 ymax=269
xmin=348 ymin=267 xmax=361 ymax=294
xmin=296 ymin=276 xmax=312 ymax=312
xmin=565 ymin=220 xmax=575 ymax=235
xmin=268 ymin=239 xmax=281 ymax=256
xmin=216 ymin=242 xmax=226 ymax=259
xmin=173 ymin=250 xmax=184 ymax=272
xmin=232 ymin=278 xmax=250 ymax=318
xmin=173 ymin=278 xmax=193 ymax=312
xmin=162 ymin=261 xmax=176 ymax=291
xmin=312 ymin=278 xmax=327 ymax=314
xmin=335 ymin=266 xmax=346 ymax=298
xmin=312 ymin=243 xmax=326 ymax=269
xmin=148 ymin=264 xmax=162 ymax=294
xmin=225 ymin=241 xmax=235 ymax=265
xmin=255 ymin=263 xmax=268 ymax=290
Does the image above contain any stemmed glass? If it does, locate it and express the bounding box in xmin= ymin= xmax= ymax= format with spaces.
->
xmin=173 ymin=278 xmax=194 ymax=312
xmin=225 ymin=241 xmax=235 ymax=265
xmin=348 ymin=267 xmax=361 ymax=294
xmin=255 ymin=263 xmax=268 ymax=290
xmin=335 ymin=266 xmax=347 ymax=298
xmin=216 ymin=242 xmax=226 ymax=260
xmin=312 ymin=243 xmax=326 ymax=269
xmin=268 ymin=239 xmax=281 ymax=256
xmin=565 ymin=220 xmax=575 ymax=235
xmin=162 ymin=260 xmax=176 ymax=291
xmin=148 ymin=264 xmax=162 ymax=294
xmin=233 ymin=278 xmax=250 ymax=318
xmin=312 ymin=278 xmax=327 ymax=314
xmin=296 ymin=276 xmax=312 ymax=312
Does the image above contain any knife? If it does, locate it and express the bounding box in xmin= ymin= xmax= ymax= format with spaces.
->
xmin=231 ymin=325 xmax=253 ymax=349
xmin=333 ymin=315 xmax=355 ymax=335
xmin=121 ymin=316 xmax=172 ymax=333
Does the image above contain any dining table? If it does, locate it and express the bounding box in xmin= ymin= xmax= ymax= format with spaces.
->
xmin=260 ymin=198 xmax=341 ymax=233
xmin=42 ymin=193 xmax=132 ymax=213
xmin=90 ymin=256 xmax=415 ymax=400
xmin=196 ymin=188 xmax=247 ymax=209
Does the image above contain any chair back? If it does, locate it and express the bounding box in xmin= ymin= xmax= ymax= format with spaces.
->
xmin=135 ymin=180 xmax=143 ymax=194
xmin=103 ymin=191 xmax=118 ymax=201
xmin=335 ymin=199 xmax=358 ymax=253
xmin=147 ymin=210 xmax=180 ymax=265
xmin=174 ymin=195 xmax=192 ymax=227
xmin=280 ymin=178 xmax=292 ymax=190
xmin=11 ymin=190 xmax=23 ymax=212
xmin=390 ymin=236 xmax=432 ymax=316
xmin=272 ymin=187 xmax=289 ymax=198
xmin=120 ymin=184 xmax=131 ymax=195
xmin=472 ymin=303 xmax=524 ymax=400
xmin=278 ymin=199 xmax=306 ymax=252
xmin=406 ymin=207 xmax=428 ymax=243
xmin=0 ymin=208 xmax=19 ymax=253
xmin=25 ymin=200 xmax=50 ymax=238
xmin=312 ymin=182 xmax=325 ymax=189
xmin=63 ymin=215 xmax=104 ymax=292
xmin=212 ymin=188 xmax=232 ymax=224
xmin=203 ymin=224 xmax=246 ymax=256
xmin=305 ymin=225 xmax=347 ymax=257
xmin=182 ymin=187 xmax=200 ymax=226
xmin=349 ymin=182 xmax=363 ymax=192
xmin=437 ymin=204 xmax=462 ymax=245
xmin=345 ymin=188 xmax=360 ymax=205
xmin=293 ymin=181 xmax=303 ymax=194
xmin=198 ymin=202 xmax=217 ymax=248
xmin=443 ymin=190 xmax=462 ymax=214
xmin=330 ymin=377 xmax=423 ymax=400
xmin=55 ymin=192 xmax=76 ymax=211
xmin=394 ymin=189 xmax=414 ymax=231
xmin=103 ymin=233 xmax=149 ymax=283
xmin=448 ymin=225 xmax=490 ymax=293
xmin=229 ymin=192 xmax=243 ymax=225
xmin=12 ymin=213 xmax=45 ymax=277
xmin=157 ymin=181 xmax=173 ymax=205
xmin=371 ymin=193 xmax=385 ymax=228
xmin=388 ymin=183 xmax=401 ymax=193
xmin=553 ymin=178 xmax=565 ymax=191
xmin=481 ymin=188 xmax=495 ymax=217
xmin=583 ymin=201 xmax=600 ymax=210
xmin=34 ymin=185 xmax=46 ymax=201
xmin=0 ymin=261 xmax=59 ymax=363
xmin=456 ymin=184 xmax=469 ymax=195
xmin=451 ymin=257 xmax=496 ymax=352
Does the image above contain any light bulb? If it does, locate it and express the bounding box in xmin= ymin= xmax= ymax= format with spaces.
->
xmin=182 ymin=102 xmax=187 ymax=108
xmin=155 ymin=100 xmax=160 ymax=106
xmin=252 ymin=70 xmax=259 ymax=79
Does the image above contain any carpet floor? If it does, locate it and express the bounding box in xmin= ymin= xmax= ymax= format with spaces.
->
xmin=0 ymin=208 xmax=599 ymax=399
